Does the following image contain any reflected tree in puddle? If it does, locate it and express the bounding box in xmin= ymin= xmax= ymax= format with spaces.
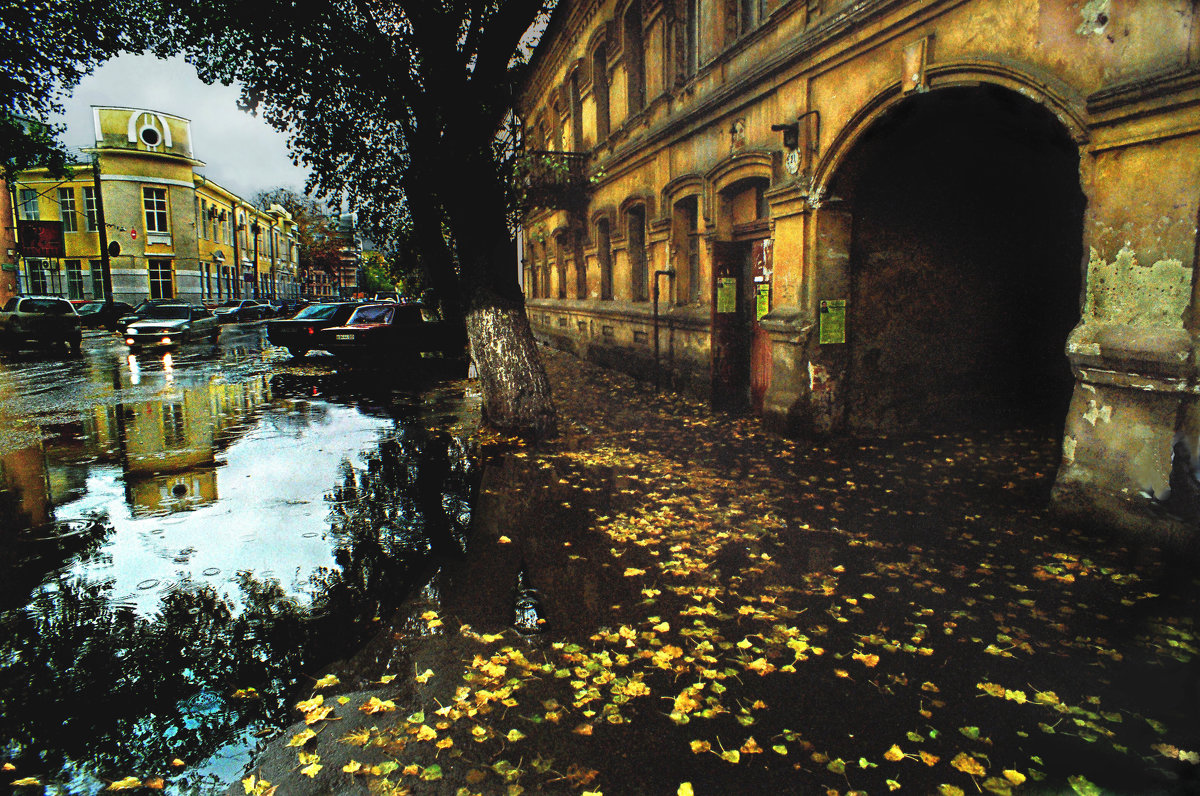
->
xmin=311 ymin=425 xmax=477 ymax=628
xmin=0 ymin=384 xmax=481 ymax=794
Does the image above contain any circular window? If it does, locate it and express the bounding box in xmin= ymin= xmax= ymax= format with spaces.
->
xmin=139 ymin=126 xmax=161 ymax=146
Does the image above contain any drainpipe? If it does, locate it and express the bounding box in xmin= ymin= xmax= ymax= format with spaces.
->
xmin=653 ymin=269 xmax=675 ymax=390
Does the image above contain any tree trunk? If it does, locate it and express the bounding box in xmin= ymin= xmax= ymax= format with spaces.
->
xmin=441 ymin=147 xmax=557 ymax=439
xmin=466 ymin=285 xmax=557 ymax=439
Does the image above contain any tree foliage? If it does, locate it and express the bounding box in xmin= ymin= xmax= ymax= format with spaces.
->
xmin=150 ymin=0 xmax=551 ymax=296
xmin=0 ymin=0 xmax=144 ymax=179
xmin=151 ymin=0 xmax=560 ymax=435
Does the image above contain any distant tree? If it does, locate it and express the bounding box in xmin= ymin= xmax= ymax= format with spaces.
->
xmin=151 ymin=1 xmax=559 ymax=437
xmin=0 ymin=1 xmax=143 ymax=179
xmin=359 ymin=251 xmax=398 ymax=297
xmin=253 ymin=187 xmax=344 ymax=296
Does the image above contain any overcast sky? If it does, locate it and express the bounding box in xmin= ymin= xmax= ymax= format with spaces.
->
xmin=50 ymin=52 xmax=312 ymax=201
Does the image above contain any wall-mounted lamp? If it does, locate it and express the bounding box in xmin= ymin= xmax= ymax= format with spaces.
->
xmin=770 ymin=122 xmax=799 ymax=150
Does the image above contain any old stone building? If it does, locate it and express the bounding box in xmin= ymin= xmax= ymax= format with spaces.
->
xmin=517 ymin=0 xmax=1200 ymax=540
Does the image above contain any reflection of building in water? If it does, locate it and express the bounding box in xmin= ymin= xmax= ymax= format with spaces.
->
xmin=74 ymin=375 xmax=272 ymax=516
xmin=119 ymin=376 xmax=271 ymax=515
xmin=0 ymin=444 xmax=51 ymax=529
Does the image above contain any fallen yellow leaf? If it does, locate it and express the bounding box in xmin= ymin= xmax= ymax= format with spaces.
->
xmin=107 ymin=777 xmax=144 ymax=790
xmin=313 ymin=674 xmax=340 ymax=689
xmin=360 ymin=697 xmax=396 ymax=714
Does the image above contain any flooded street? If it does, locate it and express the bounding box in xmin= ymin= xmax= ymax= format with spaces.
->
xmin=3 ymin=333 xmax=1199 ymax=796
xmin=0 ymin=326 xmax=480 ymax=794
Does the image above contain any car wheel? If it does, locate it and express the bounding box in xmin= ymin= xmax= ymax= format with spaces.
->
xmin=69 ymin=333 xmax=82 ymax=354
xmin=287 ymin=346 xmax=309 ymax=358
xmin=209 ymin=328 xmax=220 ymax=343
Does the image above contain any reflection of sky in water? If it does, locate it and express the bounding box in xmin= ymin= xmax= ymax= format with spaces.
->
xmin=50 ymin=404 xmax=395 ymax=615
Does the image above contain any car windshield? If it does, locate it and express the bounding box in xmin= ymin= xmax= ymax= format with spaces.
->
xmin=218 ymin=301 xmax=241 ymax=308
xmin=78 ymin=302 xmax=106 ymax=312
xmin=23 ymin=299 xmax=72 ymax=314
xmin=348 ymin=306 xmax=394 ymax=325
xmin=143 ymin=305 xmax=191 ymax=320
xmin=293 ymin=304 xmax=340 ymax=320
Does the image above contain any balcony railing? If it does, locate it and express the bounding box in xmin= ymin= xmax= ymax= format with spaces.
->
xmin=517 ymin=150 xmax=591 ymax=210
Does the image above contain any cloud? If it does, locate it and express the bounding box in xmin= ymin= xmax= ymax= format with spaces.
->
xmin=52 ymin=52 xmax=311 ymax=201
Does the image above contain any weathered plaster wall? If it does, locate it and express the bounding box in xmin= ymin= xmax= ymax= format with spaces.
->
xmin=522 ymin=0 xmax=1200 ymax=540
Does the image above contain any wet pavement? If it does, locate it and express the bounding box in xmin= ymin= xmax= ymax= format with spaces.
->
xmin=0 ymin=326 xmax=480 ymax=794
xmin=3 ymin=333 xmax=1199 ymax=795
xmin=229 ymin=347 xmax=1199 ymax=796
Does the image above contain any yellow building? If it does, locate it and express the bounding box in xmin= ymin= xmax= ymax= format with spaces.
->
xmin=519 ymin=0 xmax=1200 ymax=538
xmin=9 ymin=106 xmax=300 ymax=305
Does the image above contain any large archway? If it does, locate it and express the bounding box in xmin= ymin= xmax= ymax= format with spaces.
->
xmin=829 ymin=85 xmax=1085 ymax=434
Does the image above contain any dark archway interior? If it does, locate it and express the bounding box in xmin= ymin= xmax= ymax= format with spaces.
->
xmin=833 ymin=86 xmax=1085 ymax=434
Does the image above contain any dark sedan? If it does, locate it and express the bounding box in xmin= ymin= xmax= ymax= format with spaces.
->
xmin=74 ymin=300 xmax=134 ymax=331
xmin=267 ymin=302 xmax=359 ymax=358
xmin=213 ymin=299 xmax=272 ymax=323
xmin=320 ymin=302 xmax=466 ymax=363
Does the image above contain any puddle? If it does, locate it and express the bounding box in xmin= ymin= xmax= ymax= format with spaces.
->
xmin=0 ymin=348 xmax=482 ymax=794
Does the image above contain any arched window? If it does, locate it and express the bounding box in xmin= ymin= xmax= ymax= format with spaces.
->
xmin=624 ymin=1 xmax=645 ymax=116
xmin=555 ymin=233 xmax=567 ymax=299
xmin=739 ymin=0 xmax=766 ymax=35
xmin=673 ymin=196 xmax=701 ymax=303
xmin=574 ymin=230 xmax=588 ymax=298
xmin=593 ymin=44 xmax=610 ymax=141
xmin=686 ymin=0 xmax=699 ymax=75
xmin=627 ymin=205 xmax=648 ymax=301
xmin=570 ymin=69 xmax=584 ymax=151
xmin=597 ymin=218 xmax=614 ymax=300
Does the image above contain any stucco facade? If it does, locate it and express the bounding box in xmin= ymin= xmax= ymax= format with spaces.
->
xmin=518 ymin=0 xmax=1200 ymax=541
xmin=9 ymin=107 xmax=300 ymax=306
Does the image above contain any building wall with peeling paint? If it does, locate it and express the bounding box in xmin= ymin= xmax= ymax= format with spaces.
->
xmin=519 ymin=0 xmax=1200 ymax=541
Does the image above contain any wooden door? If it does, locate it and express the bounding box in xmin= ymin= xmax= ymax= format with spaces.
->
xmin=711 ymin=241 xmax=749 ymax=411
xmin=750 ymin=239 xmax=773 ymax=413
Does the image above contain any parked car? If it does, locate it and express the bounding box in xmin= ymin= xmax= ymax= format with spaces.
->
xmin=74 ymin=300 xmax=134 ymax=331
xmin=320 ymin=302 xmax=466 ymax=362
xmin=0 ymin=295 xmax=83 ymax=352
xmin=116 ymin=299 xmax=186 ymax=335
xmin=213 ymin=299 xmax=272 ymax=323
xmin=276 ymin=299 xmax=309 ymax=318
xmin=267 ymin=301 xmax=360 ymax=358
xmin=123 ymin=303 xmax=220 ymax=348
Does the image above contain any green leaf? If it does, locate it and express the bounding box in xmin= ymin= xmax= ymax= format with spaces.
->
xmin=1068 ymin=775 xmax=1101 ymax=796
xmin=421 ymin=764 xmax=443 ymax=781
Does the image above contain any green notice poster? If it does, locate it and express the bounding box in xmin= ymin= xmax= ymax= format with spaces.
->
xmin=819 ymin=299 xmax=846 ymax=344
xmin=717 ymin=277 xmax=737 ymax=313
xmin=756 ymin=283 xmax=770 ymax=321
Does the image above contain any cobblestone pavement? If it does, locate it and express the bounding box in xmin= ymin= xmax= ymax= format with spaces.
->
xmin=237 ymin=346 xmax=1200 ymax=796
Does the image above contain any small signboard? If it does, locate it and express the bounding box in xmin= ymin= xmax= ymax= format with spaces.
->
xmin=717 ymin=277 xmax=737 ymax=313
xmin=17 ymin=220 xmax=65 ymax=258
xmin=819 ymin=299 xmax=846 ymax=344
xmin=756 ymin=283 xmax=771 ymax=321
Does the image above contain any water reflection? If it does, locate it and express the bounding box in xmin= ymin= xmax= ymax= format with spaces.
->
xmin=0 ymin=365 xmax=480 ymax=794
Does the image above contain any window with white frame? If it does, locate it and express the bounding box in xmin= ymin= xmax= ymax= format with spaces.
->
xmin=143 ymin=187 xmax=169 ymax=234
xmin=90 ymin=260 xmax=105 ymax=298
xmin=149 ymin=259 xmax=174 ymax=299
xmin=19 ymin=189 xmax=39 ymax=220
xmin=66 ymin=260 xmax=84 ymax=299
xmin=59 ymin=188 xmax=78 ymax=232
xmin=83 ymin=186 xmax=99 ymax=231
xmin=26 ymin=259 xmax=48 ymax=293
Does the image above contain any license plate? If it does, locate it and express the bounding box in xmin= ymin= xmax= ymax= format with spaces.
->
xmin=336 ymin=334 xmax=354 ymax=341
